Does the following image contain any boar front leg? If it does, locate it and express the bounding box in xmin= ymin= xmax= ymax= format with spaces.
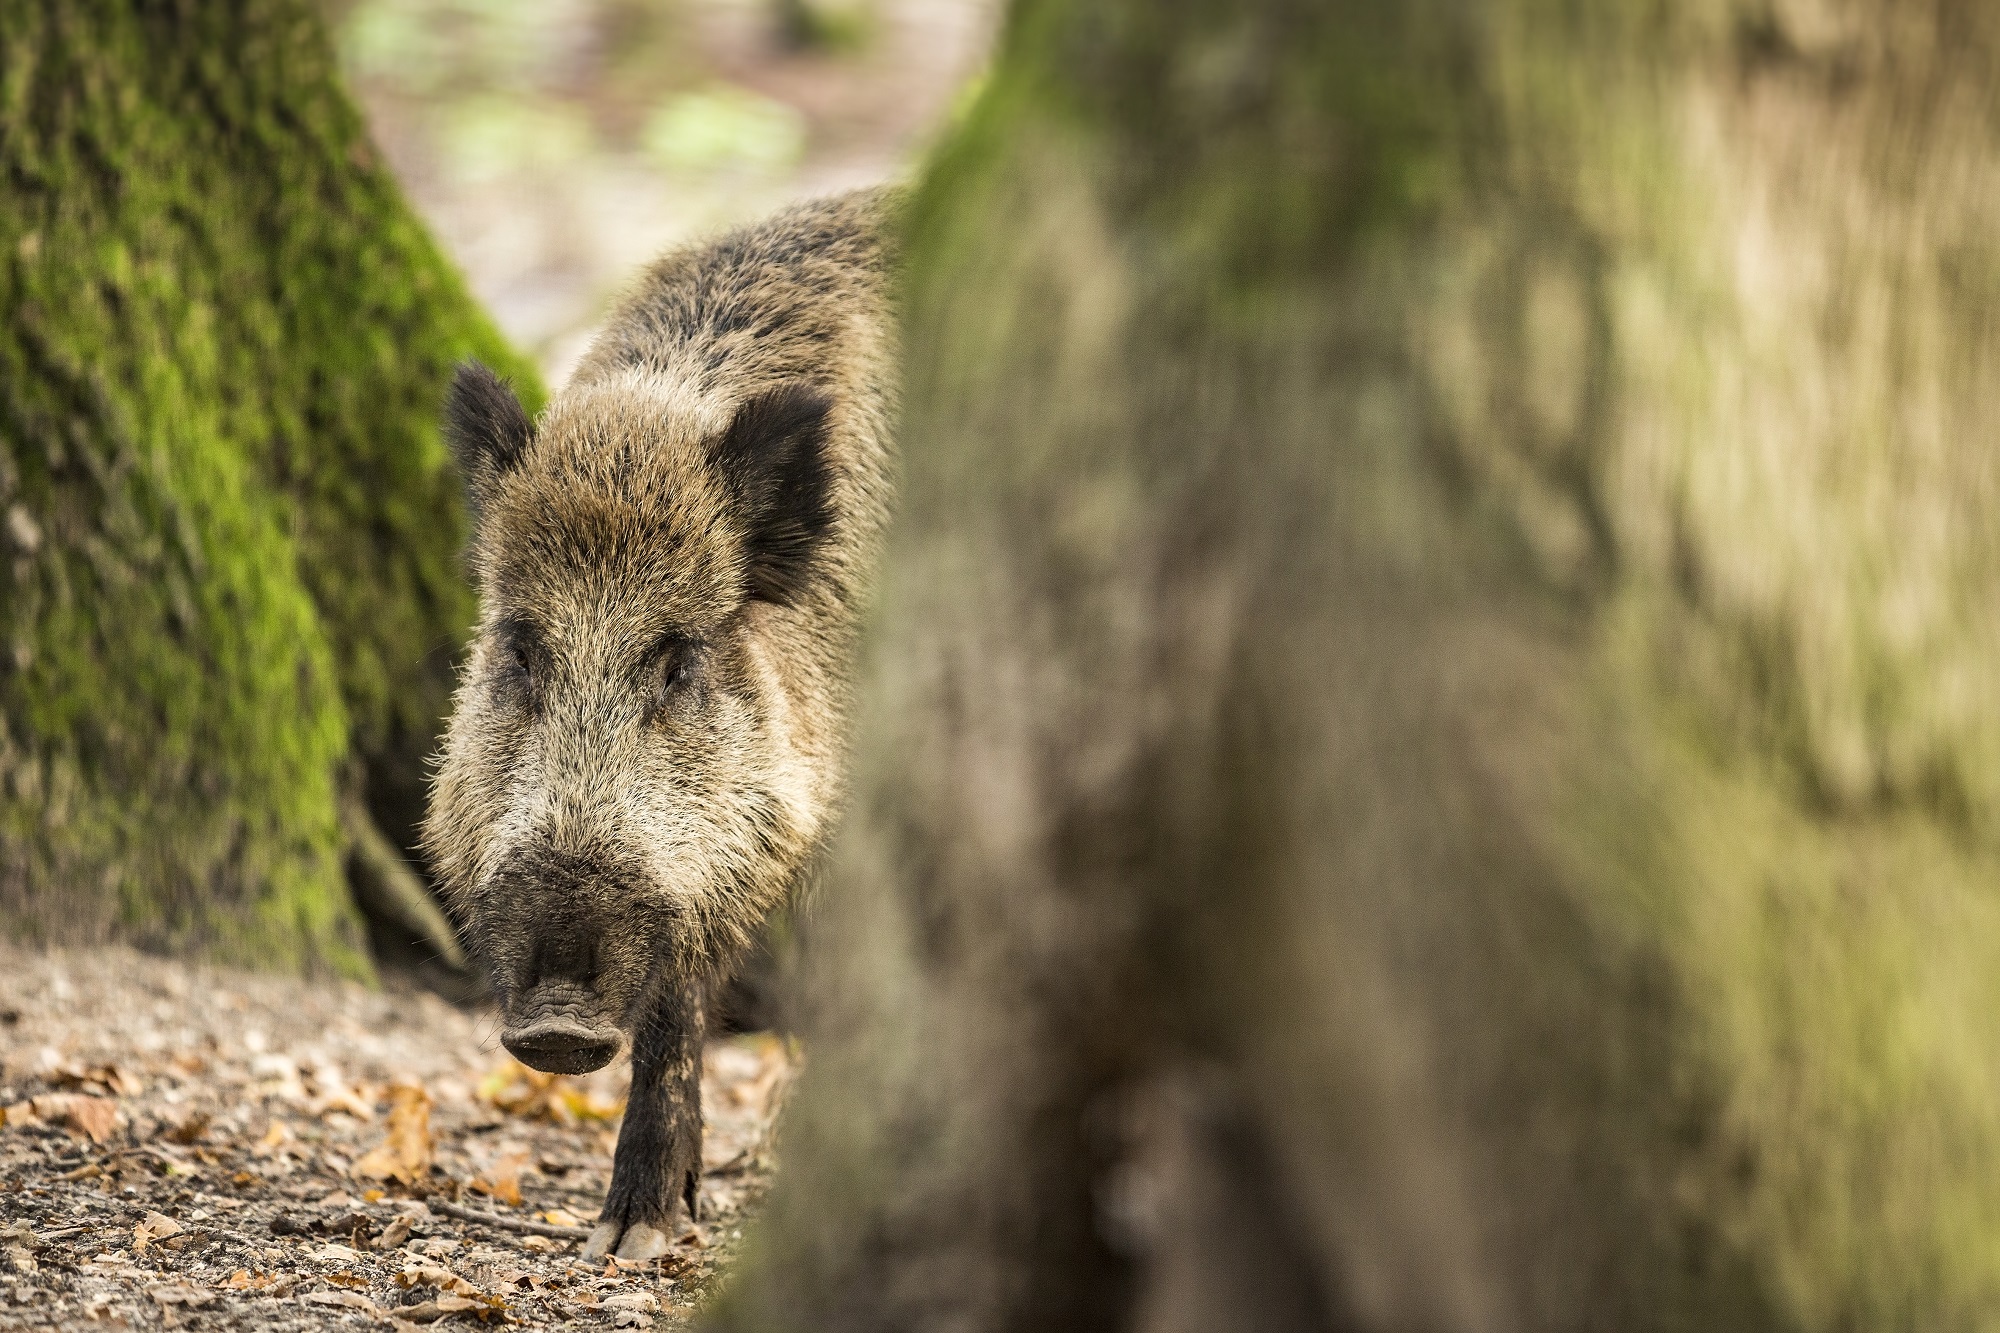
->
xmin=583 ymin=979 xmax=705 ymax=1262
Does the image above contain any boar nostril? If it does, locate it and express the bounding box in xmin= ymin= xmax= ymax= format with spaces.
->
xmin=502 ymin=1018 xmax=621 ymax=1076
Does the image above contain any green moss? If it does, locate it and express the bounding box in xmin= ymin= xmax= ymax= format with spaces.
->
xmin=0 ymin=1 xmax=539 ymax=974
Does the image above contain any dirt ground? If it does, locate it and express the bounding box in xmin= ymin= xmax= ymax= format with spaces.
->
xmin=0 ymin=943 xmax=790 ymax=1329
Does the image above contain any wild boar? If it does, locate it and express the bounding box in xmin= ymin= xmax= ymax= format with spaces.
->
xmin=423 ymin=188 xmax=897 ymax=1261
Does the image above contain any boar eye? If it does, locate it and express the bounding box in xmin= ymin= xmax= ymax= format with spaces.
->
xmin=493 ymin=619 xmax=541 ymax=707
xmin=650 ymin=638 xmax=699 ymax=710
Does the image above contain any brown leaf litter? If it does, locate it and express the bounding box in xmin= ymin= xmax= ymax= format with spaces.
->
xmin=0 ymin=942 xmax=795 ymax=1330
xmin=352 ymin=1085 xmax=437 ymax=1187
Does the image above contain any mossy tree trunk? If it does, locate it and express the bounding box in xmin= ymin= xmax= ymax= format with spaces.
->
xmin=0 ymin=0 xmax=538 ymax=976
xmin=724 ymin=3 xmax=2000 ymax=1331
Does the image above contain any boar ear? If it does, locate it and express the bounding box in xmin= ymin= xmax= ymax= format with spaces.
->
xmin=712 ymin=383 xmax=837 ymax=606
xmin=443 ymin=360 xmax=534 ymax=521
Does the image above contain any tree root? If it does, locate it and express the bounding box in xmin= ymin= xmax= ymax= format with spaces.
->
xmin=340 ymin=794 xmax=468 ymax=972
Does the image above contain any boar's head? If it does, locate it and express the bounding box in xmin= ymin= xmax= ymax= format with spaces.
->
xmin=424 ymin=361 xmax=845 ymax=1075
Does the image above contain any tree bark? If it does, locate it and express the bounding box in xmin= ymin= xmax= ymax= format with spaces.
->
xmin=723 ymin=2 xmax=2000 ymax=1331
xmin=0 ymin=0 xmax=537 ymax=974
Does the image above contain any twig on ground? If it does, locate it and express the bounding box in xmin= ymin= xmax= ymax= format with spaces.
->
xmin=206 ymin=1229 xmax=274 ymax=1253
xmin=430 ymin=1199 xmax=590 ymax=1240
xmin=706 ymin=1149 xmax=752 ymax=1177
xmin=112 ymin=1144 xmax=188 ymax=1172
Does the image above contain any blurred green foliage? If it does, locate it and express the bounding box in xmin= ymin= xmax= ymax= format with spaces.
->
xmin=324 ymin=0 xmax=995 ymax=383
xmin=334 ymin=0 xmax=821 ymax=165
xmin=341 ymin=0 xmax=580 ymax=97
xmin=440 ymin=97 xmax=597 ymax=186
xmin=641 ymin=86 xmax=807 ymax=176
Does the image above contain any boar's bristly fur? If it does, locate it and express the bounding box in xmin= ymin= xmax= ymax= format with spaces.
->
xmin=423 ymin=188 xmax=897 ymax=1261
xmin=441 ymin=360 xmax=535 ymax=519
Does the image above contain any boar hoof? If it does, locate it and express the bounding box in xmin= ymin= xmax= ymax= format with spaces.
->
xmin=581 ymin=1221 xmax=622 ymax=1262
xmin=581 ymin=1219 xmax=671 ymax=1263
xmin=614 ymin=1222 xmax=671 ymax=1262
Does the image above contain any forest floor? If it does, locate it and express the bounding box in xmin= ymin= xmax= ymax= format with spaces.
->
xmin=0 ymin=944 xmax=790 ymax=1330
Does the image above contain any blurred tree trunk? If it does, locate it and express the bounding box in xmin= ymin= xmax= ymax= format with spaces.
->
xmin=0 ymin=0 xmax=537 ymax=975
xmin=723 ymin=2 xmax=2000 ymax=1331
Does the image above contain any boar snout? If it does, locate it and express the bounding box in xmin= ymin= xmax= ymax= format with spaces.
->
xmin=503 ymin=982 xmax=623 ymax=1075
xmin=503 ymin=1016 xmax=621 ymax=1075
xmin=482 ymin=848 xmax=638 ymax=1074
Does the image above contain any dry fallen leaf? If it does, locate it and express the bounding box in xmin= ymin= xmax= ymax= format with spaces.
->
xmin=45 ymin=1060 xmax=144 ymax=1098
xmin=34 ymin=1093 xmax=122 ymax=1144
xmin=469 ymin=1150 xmax=530 ymax=1207
xmin=303 ymin=1289 xmax=379 ymax=1313
xmin=353 ymin=1084 xmax=434 ymax=1186
xmin=397 ymin=1293 xmax=482 ymax=1323
xmin=398 ymin=1261 xmax=485 ymax=1299
xmin=132 ymin=1212 xmax=184 ymax=1255
xmin=161 ymin=1109 xmax=209 ymax=1145
xmin=253 ymin=1119 xmax=296 ymax=1159
xmin=542 ymin=1207 xmax=585 ymax=1228
xmin=478 ymin=1057 xmax=624 ymax=1125
xmin=307 ymin=1063 xmax=377 ymax=1121
xmin=145 ymin=1283 xmax=216 ymax=1309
